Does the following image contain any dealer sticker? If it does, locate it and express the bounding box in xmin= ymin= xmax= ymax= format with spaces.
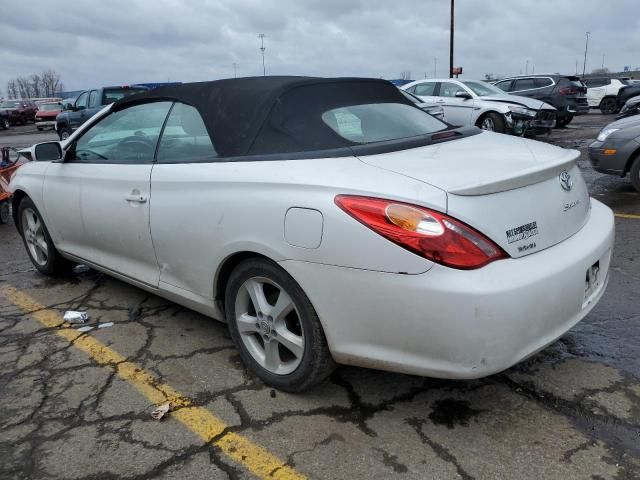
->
xmin=506 ymin=221 xmax=539 ymax=244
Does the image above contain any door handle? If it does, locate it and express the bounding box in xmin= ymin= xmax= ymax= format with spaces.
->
xmin=124 ymin=193 xmax=148 ymax=203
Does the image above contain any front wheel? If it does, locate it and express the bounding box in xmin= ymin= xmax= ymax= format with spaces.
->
xmin=225 ymin=258 xmax=335 ymax=392
xmin=630 ymin=158 xmax=640 ymax=193
xmin=17 ymin=197 xmax=72 ymax=276
xmin=600 ymin=97 xmax=618 ymax=114
xmin=58 ymin=127 xmax=72 ymax=141
xmin=556 ymin=115 xmax=573 ymax=128
xmin=477 ymin=112 xmax=505 ymax=133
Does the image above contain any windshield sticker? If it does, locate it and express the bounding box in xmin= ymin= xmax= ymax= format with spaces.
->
xmin=506 ymin=221 xmax=538 ymax=244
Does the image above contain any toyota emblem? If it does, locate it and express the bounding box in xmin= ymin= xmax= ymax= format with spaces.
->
xmin=558 ymin=170 xmax=573 ymax=191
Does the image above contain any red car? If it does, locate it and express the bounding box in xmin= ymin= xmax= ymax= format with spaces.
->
xmin=0 ymin=99 xmax=38 ymax=125
xmin=35 ymin=102 xmax=63 ymax=131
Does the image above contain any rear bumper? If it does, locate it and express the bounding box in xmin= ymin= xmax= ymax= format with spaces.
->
xmin=35 ymin=120 xmax=56 ymax=129
xmin=280 ymin=199 xmax=614 ymax=379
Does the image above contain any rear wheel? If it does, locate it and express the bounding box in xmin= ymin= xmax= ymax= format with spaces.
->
xmin=17 ymin=197 xmax=72 ymax=276
xmin=556 ymin=115 xmax=573 ymax=128
xmin=1 ymin=117 xmax=9 ymax=130
xmin=630 ymin=158 xmax=640 ymax=193
xmin=58 ymin=127 xmax=72 ymax=141
xmin=225 ymin=258 xmax=335 ymax=392
xmin=600 ymin=97 xmax=617 ymax=114
xmin=477 ymin=112 xmax=505 ymax=133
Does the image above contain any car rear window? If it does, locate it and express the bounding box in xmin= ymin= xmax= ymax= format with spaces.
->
xmin=102 ymin=88 xmax=148 ymax=105
xmin=38 ymin=103 xmax=61 ymax=111
xmin=321 ymin=103 xmax=446 ymax=144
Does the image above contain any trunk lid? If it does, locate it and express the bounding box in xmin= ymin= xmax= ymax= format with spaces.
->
xmin=358 ymin=132 xmax=590 ymax=258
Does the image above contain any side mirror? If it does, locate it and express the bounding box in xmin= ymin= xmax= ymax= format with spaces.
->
xmin=454 ymin=91 xmax=472 ymax=100
xmin=34 ymin=142 xmax=63 ymax=162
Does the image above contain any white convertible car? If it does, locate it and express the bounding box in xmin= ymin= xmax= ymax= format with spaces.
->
xmin=10 ymin=77 xmax=614 ymax=392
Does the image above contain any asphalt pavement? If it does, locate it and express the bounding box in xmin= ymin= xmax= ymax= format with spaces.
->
xmin=0 ymin=114 xmax=639 ymax=479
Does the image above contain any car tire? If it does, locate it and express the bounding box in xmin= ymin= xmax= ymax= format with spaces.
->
xmin=58 ymin=127 xmax=72 ymax=141
xmin=17 ymin=197 xmax=72 ymax=276
xmin=600 ymin=97 xmax=617 ymax=114
xmin=37 ymin=127 xmax=43 ymax=131
xmin=556 ymin=115 xmax=573 ymax=128
xmin=477 ymin=112 xmax=505 ymax=133
xmin=630 ymin=157 xmax=640 ymax=193
xmin=1 ymin=117 xmax=9 ymax=130
xmin=225 ymin=258 xmax=336 ymax=392
xmin=0 ymin=201 xmax=10 ymax=224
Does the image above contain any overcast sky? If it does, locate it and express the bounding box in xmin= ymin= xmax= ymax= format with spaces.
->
xmin=2 ymin=0 xmax=639 ymax=94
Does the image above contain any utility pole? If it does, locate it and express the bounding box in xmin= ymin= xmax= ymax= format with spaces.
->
xmin=525 ymin=59 xmax=529 ymax=75
xmin=434 ymin=57 xmax=437 ymax=77
xmin=602 ymin=53 xmax=605 ymax=69
xmin=575 ymin=59 xmax=578 ymax=75
xmin=582 ymin=31 xmax=590 ymax=78
xmin=258 ymin=33 xmax=266 ymax=76
xmin=449 ymin=0 xmax=454 ymax=78
xmin=233 ymin=62 xmax=238 ymax=78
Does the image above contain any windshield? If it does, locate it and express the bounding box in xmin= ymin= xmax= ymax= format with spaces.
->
xmin=322 ymin=103 xmax=446 ymax=144
xmin=0 ymin=101 xmax=20 ymax=108
xmin=38 ymin=103 xmax=61 ymax=111
xmin=461 ymin=81 xmax=505 ymax=97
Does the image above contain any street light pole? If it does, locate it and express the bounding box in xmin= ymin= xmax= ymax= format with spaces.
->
xmin=582 ymin=31 xmax=590 ymax=78
xmin=258 ymin=33 xmax=266 ymax=76
xmin=449 ymin=0 xmax=454 ymax=78
xmin=434 ymin=57 xmax=437 ymax=77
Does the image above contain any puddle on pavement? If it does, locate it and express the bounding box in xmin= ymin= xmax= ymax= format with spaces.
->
xmin=428 ymin=398 xmax=482 ymax=429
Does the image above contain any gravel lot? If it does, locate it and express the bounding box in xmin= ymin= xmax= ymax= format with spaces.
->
xmin=1 ymin=113 xmax=639 ymax=479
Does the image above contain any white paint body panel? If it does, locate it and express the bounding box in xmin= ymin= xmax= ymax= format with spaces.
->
xmin=9 ymin=114 xmax=615 ymax=379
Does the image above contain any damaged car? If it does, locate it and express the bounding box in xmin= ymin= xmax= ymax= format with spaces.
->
xmin=11 ymin=77 xmax=613 ymax=392
xmin=402 ymin=79 xmax=556 ymax=135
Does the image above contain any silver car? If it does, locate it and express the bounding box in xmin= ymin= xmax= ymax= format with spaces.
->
xmin=11 ymin=77 xmax=613 ymax=392
xmin=402 ymin=79 xmax=556 ymax=135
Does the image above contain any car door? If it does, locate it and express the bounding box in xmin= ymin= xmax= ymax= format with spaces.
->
xmin=510 ymin=78 xmax=539 ymax=98
xmin=150 ymin=102 xmax=221 ymax=300
xmin=86 ymin=89 xmax=102 ymax=118
xmin=69 ymin=91 xmax=89 ymax=130
xmin=44 ymin=101 xmax=173 ymax=287
xmin=435 ymin=81 xmax=474 ymax=127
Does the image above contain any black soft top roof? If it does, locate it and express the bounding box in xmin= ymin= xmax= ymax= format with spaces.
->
xmin=113 ymin=76 xmax=416 ymax=157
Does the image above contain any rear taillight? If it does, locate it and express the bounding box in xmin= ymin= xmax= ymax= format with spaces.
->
xmin=558 ymin=87 xmax=574 ymax=95
xmin=335 ymin=195 xmax=508 ymax=270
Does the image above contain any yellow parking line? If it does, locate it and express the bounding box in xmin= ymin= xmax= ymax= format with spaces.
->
xmin=0 ymin=284 xmax=305 ymax=480
xmin=614 ymin=213 xmax=640 ymax=219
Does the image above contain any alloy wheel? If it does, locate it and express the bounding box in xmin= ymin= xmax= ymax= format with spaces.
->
xmin=21 ymin=207 xmax=48 ymax=266
xmin=61 ymin=131 xmax=70 ymax=140
xmin=481 ymin=117 xmax=495 ymax=131
xmin=234 ymin=276 xmax=304 ymax=375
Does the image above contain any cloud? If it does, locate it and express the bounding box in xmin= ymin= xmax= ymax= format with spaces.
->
xmin=1 ymin=0 xmax=639 ymax=95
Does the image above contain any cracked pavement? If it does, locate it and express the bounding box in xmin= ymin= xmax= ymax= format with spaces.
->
xmin=1 ymin=114 xmax=639 ymax=479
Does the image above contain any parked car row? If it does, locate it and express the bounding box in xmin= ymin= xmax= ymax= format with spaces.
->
xmin=0 ymin=99 xmax=39 ymax=125
xmin=402 ymin=78 xmax=556 ymax=135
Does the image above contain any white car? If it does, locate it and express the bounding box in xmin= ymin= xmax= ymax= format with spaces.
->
xmin=583 ymin=77 xmax=630 ymax=113
xmin=10 ymin=77 xmax=614 ymax=392
xmin=402 ymin=78 xmax=556 ymax=135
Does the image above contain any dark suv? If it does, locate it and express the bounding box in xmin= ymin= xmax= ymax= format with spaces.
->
xmin=0 ymin=99 xmax=38 ymax=125
xmin=493 ymin=75 xmax=589 ymax=127
xmin=55 ymin=85 xmax=149 ymax=140
xmin=616 ymin=83 xmax=640 ymax=111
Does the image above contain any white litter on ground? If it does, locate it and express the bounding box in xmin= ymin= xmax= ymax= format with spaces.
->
xmin=151 ymin=402 xmax=171 ymax=420
xmin=98 ymin=322 xmax=114 ymax=329
xmin=76 ymin=326 xmax=94 ymax=333
xmin=63 ymin=311 xmax=89 ymax=323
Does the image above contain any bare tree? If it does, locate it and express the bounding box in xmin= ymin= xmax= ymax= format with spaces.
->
xmin=6 ymin=80 xmax=19 ymax=99
xmin=41 ymin=70 xmax=64 ymax=96
xmin=16 ymin=76 xmax=32 ymax=98
xmin=30 ymin=74 xmax=42 ymax=98
xmin=400 ymin=70 xmax=412 ymax=80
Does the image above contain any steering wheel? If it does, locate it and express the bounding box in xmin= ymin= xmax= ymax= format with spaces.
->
xmin=117 ymin=136 xmax=155 ymax=160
